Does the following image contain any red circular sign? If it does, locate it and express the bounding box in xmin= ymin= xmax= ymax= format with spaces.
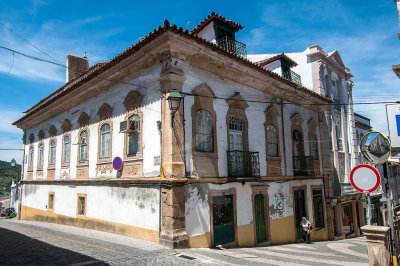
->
xmin=350 ymin=164 xmax=381 ymax=193
xmin=112 ymin=157 xmax=123 ymax=171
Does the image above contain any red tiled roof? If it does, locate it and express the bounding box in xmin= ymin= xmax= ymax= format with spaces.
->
xmin=256 ymin=53 xmax=298 ymax=67
xmin=191 ymin=11 xmax=244 ymax=34
xmin=14 ymin=19 xmax=332 ymax=126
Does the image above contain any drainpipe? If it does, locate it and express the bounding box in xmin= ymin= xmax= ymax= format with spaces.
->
xmin=18 ymin=135 xmax=26 ymax=220
xmin=182 ymin=95 xmax=187 ymax=178
xmin=280 ymin=98 xmax=287 ymax=176
xmin=157 ymin=118 xmax=162 ymax=238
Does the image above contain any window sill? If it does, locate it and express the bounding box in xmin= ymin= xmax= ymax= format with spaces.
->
xmin=123 ymin=156 xmax=143 ymax=163
xmin=192 ymin=151 xmax=218 ymax=157
xmin=27 ymin=169 xmax=33 ymax=172
xmin=47 ymin=166 xmax=55 ymax=170
xmin=98 ymin=158 xmax=112 ymax=164
xmin=266 ymin=156 xmax=280 ymax=161
xmin=77 ymin=162 xmax=89 ymax=167
xmin=61 ymin=164 xmax=70 ymax=169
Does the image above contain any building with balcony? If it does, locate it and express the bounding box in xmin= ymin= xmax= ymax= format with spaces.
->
xmin=249 ymin=45 xmax=365 ymax=239
xmin=13 ymin=12 xmax=332 ymax=248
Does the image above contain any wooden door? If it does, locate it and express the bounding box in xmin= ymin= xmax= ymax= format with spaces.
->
xmin=255 ymin=194 xmax=266 ymax=243
xmin=213 ymin=195 xmax=235 ymax=246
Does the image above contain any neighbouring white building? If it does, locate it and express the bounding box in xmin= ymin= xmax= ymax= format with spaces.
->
xmin=14 ymin=12 xmax=334 ymax=248
xmin=248 ymin=45 xmax=365 ymax=239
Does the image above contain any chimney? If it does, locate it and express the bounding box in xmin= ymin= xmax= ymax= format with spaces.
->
xmin=66 ymin=53 xmax=89 ymax=83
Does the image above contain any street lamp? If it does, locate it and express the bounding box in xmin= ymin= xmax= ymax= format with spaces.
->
xmin=167 ymin=89 xmax=183 ymax=128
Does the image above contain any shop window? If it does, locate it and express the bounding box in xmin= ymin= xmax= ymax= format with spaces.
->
xmin=77 ymin=194 xmax=86 ymax=216
xmin=48 ymin=192 xmax=54 ymax=211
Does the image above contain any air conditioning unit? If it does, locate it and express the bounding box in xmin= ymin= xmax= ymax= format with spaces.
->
xmin=120 ymin=120 xmax=139 ymax=133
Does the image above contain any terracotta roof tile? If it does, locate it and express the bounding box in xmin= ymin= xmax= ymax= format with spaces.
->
xmin=191 ymin=11 xmax=244 ymax=34
xmin=256 ymin=53 xmax=298 ymax=67
xmin=14 ymin=19 xmax=331 ymax=126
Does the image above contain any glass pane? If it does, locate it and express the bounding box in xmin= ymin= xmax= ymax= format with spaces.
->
xmin=195 ymin=110 xmax=214 ymax=152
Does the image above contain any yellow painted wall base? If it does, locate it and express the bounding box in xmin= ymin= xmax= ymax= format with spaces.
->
xmin=310 ymin=222 xmax=329 ymax=242
xmin=270 ymin=216 xmax=296 ymax=244
xmin=20 ymin=205 xmax=159 ymax=242
xmin=189 ymin=232 xmax=211 ymax=248
xmin=237 ymin=223 xmax=255 ymax=247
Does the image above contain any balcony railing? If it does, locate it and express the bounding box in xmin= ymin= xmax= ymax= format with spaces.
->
xmin=292 ymin=156 xmax=314 ymax=176
xmin=227 ymin=151 xmax=260 ymax=178
xmin=216 ymin=37 xmax=247 ymax=58
xmin=283 ymin=70 xmax=302 ymax=85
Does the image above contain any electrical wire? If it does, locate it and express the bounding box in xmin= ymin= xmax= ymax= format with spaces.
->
xmin=0 ymin=45 xmax=399 ymax=107
xmin=0 ymin=21 xmax=65 ymax=66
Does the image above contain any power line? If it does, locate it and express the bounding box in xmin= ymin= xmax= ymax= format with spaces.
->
xmin=1 ymin=45 xmax=399 ymax=107
xmin=0 ymin=45 xmax=65 ymax=67
xmin=0 ymin=21 xmax=64 ymax=66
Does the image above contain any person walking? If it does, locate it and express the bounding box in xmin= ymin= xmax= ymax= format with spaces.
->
xmin=300 ymin=217 xmax=312 ymax=244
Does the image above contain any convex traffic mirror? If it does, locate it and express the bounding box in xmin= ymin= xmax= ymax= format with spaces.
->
xmin=360 ymin=131 xmax=391 ymax=165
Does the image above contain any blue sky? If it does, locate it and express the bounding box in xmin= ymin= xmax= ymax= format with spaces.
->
xmin=0 ymin=0 xmax=399 ymax=163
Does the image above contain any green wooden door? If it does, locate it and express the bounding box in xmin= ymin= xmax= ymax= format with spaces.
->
xmin=255 ymin=194 xmax=266 ymax=243
xmin=294 ymin=189 xmax=306 ymax=239
xmin=213 ymin=195 xmax=235 ymax=246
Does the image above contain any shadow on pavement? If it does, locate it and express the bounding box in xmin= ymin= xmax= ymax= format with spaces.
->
xmin=0 ymin=227 xmax=109 ymax=266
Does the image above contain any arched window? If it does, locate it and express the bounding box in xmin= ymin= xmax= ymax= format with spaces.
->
xmin=49 ymin=140 xmax=56 ymax=166
xmin=195 ymin=110 xmax=214 ymax=152
xmin=292 ymin=130 xmax=303 ymax=157
xmin=79 ymin=130 xmax=88 ymax=161
xmin=267 ymin=125 xmax=278 ymax=157
xmin=28 ymin=146 xmax=34 ymax=169
xmin=309 ymin=134 xmax=318 ymax=160
xmin=38 ymin=144 xmax=44 ymax=168
xmin=127 ymin=115 xmax=140 ymax=156
xmin=100 ymin=123 xmax=110 ymax=158
xmin=62 ymin=135 xmax=70 ymax=164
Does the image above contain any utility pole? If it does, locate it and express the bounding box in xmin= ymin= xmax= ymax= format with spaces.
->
xmin=383 ymin=162 xmax=397 ymax=264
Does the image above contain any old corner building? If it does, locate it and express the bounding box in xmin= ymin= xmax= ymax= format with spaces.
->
xmin=13 ymin=12 xmax=355 ymax=248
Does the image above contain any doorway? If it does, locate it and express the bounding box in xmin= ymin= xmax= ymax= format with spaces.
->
xmin=254 ymin=194 xmax=266 ymax=243
xmin=342 ymin=204 xmax=354 ymax=235
xmin=212 ymin=195 xmax=235 ymax=246
xmin=294 ymin=189 xmax=307 ymax=239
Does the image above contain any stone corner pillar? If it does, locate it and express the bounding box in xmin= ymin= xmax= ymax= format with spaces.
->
xmin=361 ymin=225 xmax=391 ymax=266
xmin=158 ymin=57 xmax=186 ymax=179
xmin=159 ymin=184 xmax=189 ymax=248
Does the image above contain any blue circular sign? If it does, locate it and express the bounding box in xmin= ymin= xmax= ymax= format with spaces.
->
xmin=113 ymin=157 xmax=123 ymax=171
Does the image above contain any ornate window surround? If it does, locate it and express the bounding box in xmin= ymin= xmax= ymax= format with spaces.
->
xmin=265 ymin=105 xmax=281 ymax=176
xmin=190 ymin=84 xmax=219 ymax=178
xmin=123 ymin=90 xmax=143 ymax=161
xmin=290 ymin=113 xmax=305 ymax=156
xmin=226 ymin=93 xmax=249 ymax=152
xmin=37 ymin=130 xmax=45 ymax=171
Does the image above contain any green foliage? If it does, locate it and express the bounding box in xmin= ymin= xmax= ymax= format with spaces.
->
xmin=0 ymin=160 xmax=21 ymax=197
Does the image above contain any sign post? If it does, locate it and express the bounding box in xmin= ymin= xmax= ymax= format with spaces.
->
xmin=359 ymin=130 xmax=395 ymax=263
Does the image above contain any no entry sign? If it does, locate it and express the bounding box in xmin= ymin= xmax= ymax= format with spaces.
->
xmin=350 ymin=164 xmax=381 ymax=193
xmin=112 ymin=157 xmax=123 ymax=171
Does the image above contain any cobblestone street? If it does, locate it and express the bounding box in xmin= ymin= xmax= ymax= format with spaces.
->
xmin=0 ymin=219 xmax=369 ymax=265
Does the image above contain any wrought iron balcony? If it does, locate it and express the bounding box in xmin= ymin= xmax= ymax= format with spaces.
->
xmin=227 ymin=151 xmax=260 ymax=178
xmin=216 ymin=37 xmax=247 ymax=58
xmin=292 ymin=156 xmax=314 ymax=176
xmin=283 ymin=70 xmax=302 ymax=85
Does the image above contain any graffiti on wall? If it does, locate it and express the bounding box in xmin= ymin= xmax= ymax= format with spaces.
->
xmin=274 ymin=193 xmax=285 ymax=217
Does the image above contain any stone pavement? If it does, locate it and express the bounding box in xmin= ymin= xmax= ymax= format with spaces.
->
xmin=0 ymin=219 xmax=369 ymax=265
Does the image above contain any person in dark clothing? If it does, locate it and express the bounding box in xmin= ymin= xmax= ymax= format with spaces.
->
xmin=300 ymin=216 xmax=312 ymax=244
